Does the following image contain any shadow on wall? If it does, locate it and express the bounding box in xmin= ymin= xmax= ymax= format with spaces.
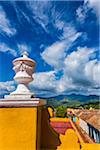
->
xmin=40 ymin=107 xmax=61 ymax=150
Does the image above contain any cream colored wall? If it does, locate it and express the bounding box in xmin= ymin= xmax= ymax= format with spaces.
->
xmin=79 ymin=118 xmax=89 ymax=134
xmin=0 ymin=107 xmax=39 ymax=150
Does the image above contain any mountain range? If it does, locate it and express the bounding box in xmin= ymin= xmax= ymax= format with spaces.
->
xmin=0 ymin=93 xmax=99 ymax=103
xmin=38 ymin=94 xmax=99 ymax=102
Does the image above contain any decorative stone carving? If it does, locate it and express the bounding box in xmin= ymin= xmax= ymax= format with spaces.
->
xmin=5 ymin=51 xmax=36 ymax=99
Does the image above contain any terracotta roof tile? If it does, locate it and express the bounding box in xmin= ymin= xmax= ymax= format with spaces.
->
xmin=71 ymin=109 xmax=100 ymax=131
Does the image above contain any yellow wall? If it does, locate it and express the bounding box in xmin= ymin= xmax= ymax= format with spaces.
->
xmin=0 ymin=106 xmax=99 ymax=150
xmin=48 ymin=107 xmax=54 ymax=118
xmin=81 ymin=144 xmax=100 ymax=150
xmin=57 ymin=129 xmax=80 ymax=150
xmin=0 ymin=107 xmax=39 ymax=150
xmin=50 ymin=118 xmax=70 ymax=122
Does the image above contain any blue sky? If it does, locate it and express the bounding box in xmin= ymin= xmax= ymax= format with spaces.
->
xmin=0 ymin=0 xmax=99 ymax=97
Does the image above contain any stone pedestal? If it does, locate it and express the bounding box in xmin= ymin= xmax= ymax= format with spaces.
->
xmin=0 ymin=99 xmax=46 ymax=150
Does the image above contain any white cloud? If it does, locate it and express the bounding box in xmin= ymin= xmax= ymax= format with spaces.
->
xmin=76 ymin=3 xmax=89 ymax=24
xmin=62 ymin=47 xmax=99 ymax=95
xmin=76 ymin=6 xmax=87 ymax=23
xmin=1 ymin=52 xmax=99 ymax=97
xmin=0 ymin=42 xmax=31 ymax=57
xmin=27 ymin=1 xmax=70 ymax=35
xmin=39 ymin=21 xmax=99 ymax=96
xmin=30 ymin=71 xmax=76 ymax=97
xmin=61 ymin=24 xmax=82 ymax=41
xmin=0 ymin=81 xmax=16 ymax=96
xmin=85 ymin=0 xmax=100 ymax=16
xmin=31 ymin=71 xmax=57 ymax=91
xmin=56 ymin=75 xmax=74 ymax=93
xmin=41 ymin=41 xmax=67 ymax=69
xmin=76 ymin=0 xmax=99 ymax=24
xmin=17 ymin=44 xmax=31 ymax=55
xmin=85 ymin=59 xmax=100 ymax=85
xmin=57 ymin=48 xmax=99 ymax=95
xmin=86 ymin=88 xmax=100 ymax=96
xmin=0 ymin=6 xmax=16 ymax=36
xmin=30 ymin=45 xmax=100 ymax=96
xmin=64 ymin=47 xmax=94 ymax=71
xmin=55 ymin=19 xmax=82 ymax=40
xmin=34 ymin=46 xmax=99 ymax=96
xmin=29 ymin=60 xmax=100 ymax=97
xmin=0 ymin=43 xmax=17 ymax=56
xmin=26 ymin=1 xmax=51 ymax=32
xmin=55 ymin=20 xmax=64 ymax=30
xmin=30 ymin=71 xmax=59 ymax=97
xmin=41 ymin=24 xmax=82 ymax=70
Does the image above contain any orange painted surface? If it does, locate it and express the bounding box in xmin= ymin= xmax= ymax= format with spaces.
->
xmin=81 ymin=144 xmax=100 ymax=150
xmin=57 ymin=129 xmax=80 ymax=150
xmin=0 ymin=108 xmax=38 ymax=150
xmin=48 ymin=107 xmax=54 ymax=117
xmin=0 ymin=106 xmax=99 ymax=150
xmin=50 ymin=117 xmax=70 ymax=122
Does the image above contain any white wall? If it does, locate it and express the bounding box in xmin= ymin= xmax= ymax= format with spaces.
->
xmin=79 ymin=118 xmax=89 ymax=134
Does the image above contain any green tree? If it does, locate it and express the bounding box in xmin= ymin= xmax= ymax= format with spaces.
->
xmin=56 ymin=106 xmax=67 ymax=118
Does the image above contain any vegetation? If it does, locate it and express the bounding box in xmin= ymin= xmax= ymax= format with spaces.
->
xmin=56 ymin=106 xmax=67 ymax=118
xmin=46 ymin=98 xmax=99 ymax=116
xmin=79 ymin=101 xmax=100 ymax=109
xmin=46 ymin=98 xmax=60 ymax=107
xmin=47 ymin=97 xmax=99 ymax=108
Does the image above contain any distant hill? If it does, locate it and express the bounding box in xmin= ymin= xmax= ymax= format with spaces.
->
xmin=37 ymin=94 xmax=100 ymax=108
xmin=0 ymin=94 xmax=5 ymax=99
xmin=40 ymin=94 xmax=99 ymax=102
xmin=0 ymin=93 xmax=99 ymax=103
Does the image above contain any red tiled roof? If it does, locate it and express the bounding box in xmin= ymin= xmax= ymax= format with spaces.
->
xmin=50 ymin=121 xmax=73 ymax=135
xmin=71 ymin=109 xmax=100 ymax=131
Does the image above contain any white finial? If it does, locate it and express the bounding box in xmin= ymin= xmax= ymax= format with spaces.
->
xmin=4 ymin=51 xmax=36 ymax=100
xmin=23 ymin=51 xmax=29 ymax=58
